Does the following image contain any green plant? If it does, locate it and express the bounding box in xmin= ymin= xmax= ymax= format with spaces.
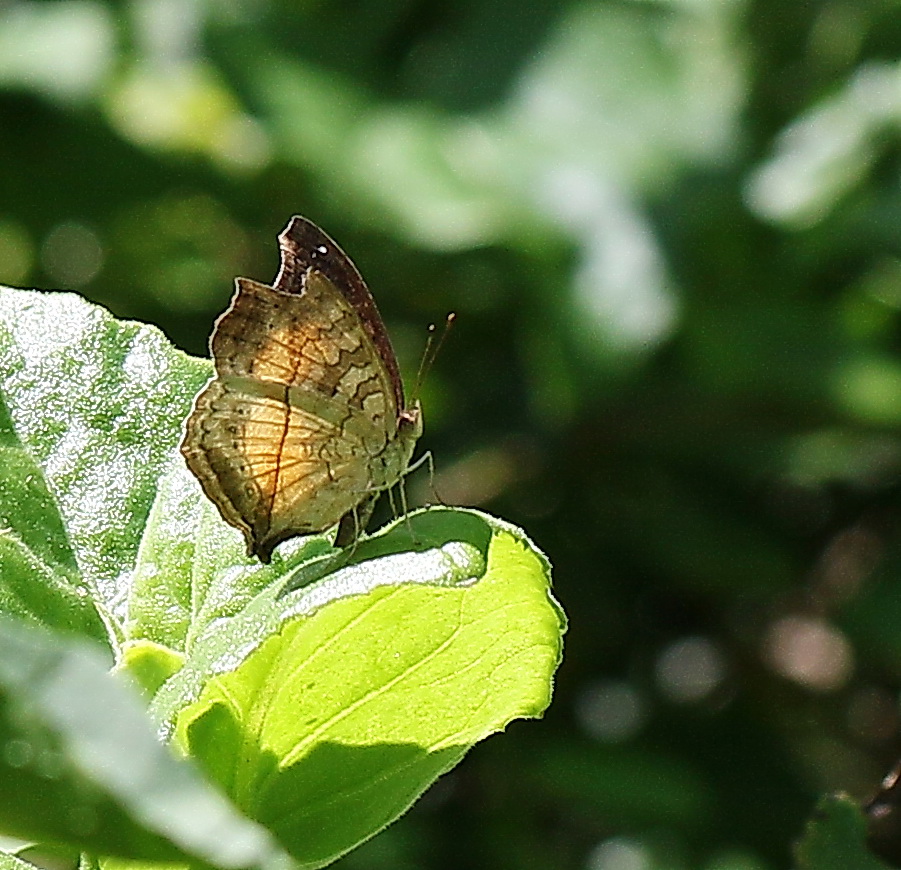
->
xmin=0 ymin=287 xmax=564 ymax=869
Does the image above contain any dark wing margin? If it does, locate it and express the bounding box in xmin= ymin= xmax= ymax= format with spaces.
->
xmin=274 ymin=215 xmax=405 ymax=413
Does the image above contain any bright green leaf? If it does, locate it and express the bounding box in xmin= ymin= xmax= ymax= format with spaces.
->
xmin=0 ymin=287 xmax=564 ymax=869
xmin=170 ymin=510 xmax=562 ymax=868
xmin=0 ymin=388 xmax=103 ymax=640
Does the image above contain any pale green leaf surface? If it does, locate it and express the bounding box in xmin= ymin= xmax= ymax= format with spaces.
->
xmin=0 ymin=532 xmax=101 ymax=640
xmin=127 ymin=462 xmax=332 ymax=653
xmin=0 ymin=850 xmax=39 ymax=870
xmin=0 ymin=388 xmax=104 ymax=639
xmin=0 ymin=393 xmax=76 ymax=571
xmin=0 ymin=287 xmax=210 ymax=612
xmin=116 ymin=639 xmax=185 ymax=700
xmin=147 ymin=508 xmax=494 ymax=727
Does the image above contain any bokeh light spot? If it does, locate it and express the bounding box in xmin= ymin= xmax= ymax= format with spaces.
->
xmin=764 ymin=616 xmax=853 ymax=692
xmin=0 ymin=0 xmax=114 ymax=102
xmin=575 ymin=680 xmax=646 ymax=743
xmin=587 ymin=837 xmax=651 ymax=870
xmin=656 ymin=637 xmax=726 ymax=703
xmin=833 ymin=356 xmax=901 ymax=425
xmin=212 ymin=114 xmax=272 ymax=171
xmin=42 ymin=222 xmax=104 ymax=288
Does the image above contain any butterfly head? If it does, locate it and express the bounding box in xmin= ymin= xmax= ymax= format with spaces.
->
xmin=399 ymin=401 xmax=423 ymax=440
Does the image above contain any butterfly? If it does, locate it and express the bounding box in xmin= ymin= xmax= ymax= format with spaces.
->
xmin=181 ymin=216 xmax=422 ymax=563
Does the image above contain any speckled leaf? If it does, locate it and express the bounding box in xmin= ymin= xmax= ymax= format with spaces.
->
xmin=0 ymin=287 xmax=210 ymax=618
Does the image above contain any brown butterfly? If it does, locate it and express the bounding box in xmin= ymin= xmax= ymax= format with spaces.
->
xmin=181 ymin=216 xmax=422 ymax=563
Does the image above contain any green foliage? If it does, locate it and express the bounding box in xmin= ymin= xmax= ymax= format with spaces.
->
xmin=0 ymin=617 xmax=287 ymax=868
xmin=796 ymin=795 xmax=891 ymax=870
xmin=2 ymin=0 xmax=901 ymax=867
xmin=0 ymin=288 xmax=562 ymax=867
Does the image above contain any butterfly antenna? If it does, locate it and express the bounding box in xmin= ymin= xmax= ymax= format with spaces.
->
xmin=412 ymin=312 xmax=455 ymax=402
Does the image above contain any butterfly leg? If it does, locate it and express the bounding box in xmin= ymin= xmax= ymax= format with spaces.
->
xmin=405 ymin=450 xmax=431 ymax=476
xmin=334 ymin=492 xmax=379 ymax=548
xmin=393 ymin=473 xmax=429 ymax=546
xmin=387 ymin=483 xmax=399 ymax=519
xmin=424 ymin=451 xmax=445 ymax=507
xmin=405 ymin=450 xmax=445 ymax=507
xmin=333 ymin=506 xmax=357 ymax=550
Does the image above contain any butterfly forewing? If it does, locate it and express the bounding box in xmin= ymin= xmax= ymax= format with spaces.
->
xmin=275 ymin=217 xmax=405 ymax=413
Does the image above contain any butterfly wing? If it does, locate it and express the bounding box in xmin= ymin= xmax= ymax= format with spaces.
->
xmin=274 ymin=216 xmax=405 ymax=413
xmin=182 ymin=270 xmax=402 ymax=562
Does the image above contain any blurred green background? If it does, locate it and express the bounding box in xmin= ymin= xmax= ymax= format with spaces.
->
xmin=2 ymin=0 xmax=901 ymax=867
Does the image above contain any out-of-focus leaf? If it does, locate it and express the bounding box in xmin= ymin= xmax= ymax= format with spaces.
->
xmin=0 ymin=617 xmax=290 ymax=869
xmin=795 ymin=794 xmax=890 ymax=870
xmin=535 ymin=741 xmax=714 ymax=831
